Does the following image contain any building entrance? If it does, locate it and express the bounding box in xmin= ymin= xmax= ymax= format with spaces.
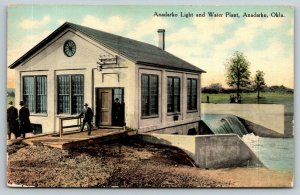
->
xmin=96 ymin=88 xmax=124 ymax=127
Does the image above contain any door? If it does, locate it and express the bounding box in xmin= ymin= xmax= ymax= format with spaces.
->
xmin=97 ymin=89 xmax=112 ymax=126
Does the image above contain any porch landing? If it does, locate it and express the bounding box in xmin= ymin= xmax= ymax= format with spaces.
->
xmin=20 ymin=129 xmax=129 ymax=150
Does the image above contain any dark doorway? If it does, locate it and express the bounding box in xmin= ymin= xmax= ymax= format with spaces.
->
xmin=112 ymin=88 xmax=125 ymax=126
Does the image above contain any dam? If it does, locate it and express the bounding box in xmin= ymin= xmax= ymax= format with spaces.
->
xmin=201 ymin=114 xmax=248 ymax=137
xmin=141 ymin=112 xmax=293 ymax=170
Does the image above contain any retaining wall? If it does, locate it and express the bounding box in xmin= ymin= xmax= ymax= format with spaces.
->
xmin=140 ymin=133 xmax=262 ymax=169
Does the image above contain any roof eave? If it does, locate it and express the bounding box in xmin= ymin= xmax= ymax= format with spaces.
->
xmin=9 ymin=22 xmax=207 ymax=75
xmin=136 ymin=61 xmax=206 ymax=73
xmin=9 ymin=22 xmax=71 ymax=69
xmin=8 ymin=22 xmax=137 ymax=69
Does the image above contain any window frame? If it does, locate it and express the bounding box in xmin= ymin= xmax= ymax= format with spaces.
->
xmin=113 ymin=88 xmax=124 ymax=104
xmin=57 ymin=74 xmax=84 ymax=115
xmin=141 ymin=74 xmax=159 ymax=118
xmin=187 ymin=78 xmax=198 ymax=112
xmin=22 ymin=75 xmax=47 ymax=114
xmin=167 ymin=76 xmax=181 ymax=114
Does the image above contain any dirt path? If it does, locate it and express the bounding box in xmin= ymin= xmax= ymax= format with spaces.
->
xmin=6 ymin=139 xmax=293 ymax=188
xmin=170 ymin=167 xmax=293 ymax=187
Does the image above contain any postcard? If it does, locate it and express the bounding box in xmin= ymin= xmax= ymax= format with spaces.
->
xmin=6 ymin=5 xmax=294 ymax=188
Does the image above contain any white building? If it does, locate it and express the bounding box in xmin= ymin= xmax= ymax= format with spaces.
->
xmin=9 ymin=22 xmax=205 ymax=135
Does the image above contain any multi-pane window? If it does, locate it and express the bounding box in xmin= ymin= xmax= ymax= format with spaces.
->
xmin=58 ymin=75 xmax=70 ymax=114
xmin=57 ymin=75 xmax=84 ymax=114
xmin=23 ymin=76 xmax=47 ymax=113
xmin=141 ymin=74 xmax=158 ymax=117
xmin=23 ymin=77 xmax=34 ymax=112
xmin=187 ymin=78 xmax=198 ymax=111
xmin=36 ymin=76 xmax=47 ymax=113
xmin=113 ymin=88 xmax=124 ymax=103
xmin=167 ymin=77 xmax=180 ymax=113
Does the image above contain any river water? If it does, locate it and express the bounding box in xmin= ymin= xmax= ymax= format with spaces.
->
xmin=242 ymin=133 xmax=294 ymax=172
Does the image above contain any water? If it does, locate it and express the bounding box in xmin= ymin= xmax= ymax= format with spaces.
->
xmin=201 ymin=114 xmax=294 ymax=171
xmin=201 ymin=114 xmax=248 ymax=137
xmin=242 ymin=133 xmax=294 ymax=172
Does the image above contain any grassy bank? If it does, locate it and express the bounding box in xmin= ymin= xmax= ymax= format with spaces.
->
xmin=202 ymin=92 xmax=294 ymax=112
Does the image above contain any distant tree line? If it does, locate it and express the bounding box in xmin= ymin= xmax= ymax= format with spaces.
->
xmin=7 ymin=90 xmax=15 ymax=97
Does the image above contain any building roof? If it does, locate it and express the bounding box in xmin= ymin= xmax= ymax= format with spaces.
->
xmin=9 ymin=22 xmax=205 ymax=73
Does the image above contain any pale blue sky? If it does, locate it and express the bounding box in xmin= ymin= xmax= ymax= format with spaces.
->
xmin=7 ymin=5 xmax=294 ymax=88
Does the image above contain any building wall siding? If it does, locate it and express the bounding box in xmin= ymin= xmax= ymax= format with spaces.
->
xmin=137 ymin=65 xmax=201 ymax=133
xmin=14 ymin=29 xmax=134 ymax=133
xmin=13 ymin=28 xmax=202 ymax=134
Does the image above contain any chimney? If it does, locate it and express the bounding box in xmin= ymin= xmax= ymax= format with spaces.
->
xmin=157 ymin=29 xmax=165 ymax=50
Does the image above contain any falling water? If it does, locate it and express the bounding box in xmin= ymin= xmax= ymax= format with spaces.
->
xmin=201 ymin=114 xmax=249 ymax=137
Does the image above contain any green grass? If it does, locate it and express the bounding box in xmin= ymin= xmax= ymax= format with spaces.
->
xmin=202 ymin=92 xmax=294 ymax=113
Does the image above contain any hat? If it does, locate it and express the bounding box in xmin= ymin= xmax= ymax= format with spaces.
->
xmin=19 ymin=101 xmax=24 ymax=106
xmin=84 ymin=103 xmax=88 ymax=106
xmin=8 ymin=101 xmax=13 ymax=105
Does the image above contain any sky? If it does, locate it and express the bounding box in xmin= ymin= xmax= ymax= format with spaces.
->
xmin=7 ymin=5 xmax=294 ymax=88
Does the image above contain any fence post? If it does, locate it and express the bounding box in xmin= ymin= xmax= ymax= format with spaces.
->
xmin=59 ymin=118 xmax=63 ymax=137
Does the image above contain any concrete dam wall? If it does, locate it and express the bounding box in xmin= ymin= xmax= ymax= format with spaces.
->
xmin=139 ymin=133 xmax=263 ymax=169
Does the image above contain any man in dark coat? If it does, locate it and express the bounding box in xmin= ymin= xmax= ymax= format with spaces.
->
xmin=112 ymin=98 xmax=124 ymax=126
xmin=79 ymin=103 xmax=94 ymax=135
xmin=7 ymin=101 xmax=19 ymax=139
xmin=19 ymin=101 xmax=31 ymax=138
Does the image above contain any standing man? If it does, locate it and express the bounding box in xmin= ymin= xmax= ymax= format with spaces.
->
xmin=112 ymin=98 xmax=122 ymax=126
xmin=206 ymin=95 xmax=210 ymax=103
xmin=79 ymin=103 xmax=94 ymax=135
xmin=19 ymin=101 xmax=31 ymax=138
xmin=7 ymin=101 xmax=19 ymax=139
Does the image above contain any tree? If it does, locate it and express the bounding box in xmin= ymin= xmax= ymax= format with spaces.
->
xmin=254 ymin=70 xmax=266 ymax=99
xmin=225 ymin=51 xmax=251 ymax=97
xmin=208 ymin=83 xmax=223 ymax=93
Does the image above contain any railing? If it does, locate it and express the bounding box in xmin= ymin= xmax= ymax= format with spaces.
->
xmin=58 ymin=116 xmax=82 ymax=137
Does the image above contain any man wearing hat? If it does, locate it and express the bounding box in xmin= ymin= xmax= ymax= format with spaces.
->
xmin=112 ymin=98 xmax=124 ymax=126
xmin=79 ymin=103 xmax=94 ymax=135
xmin=7 ymin=101 xmax=19 ymax=139
xmin=19 ymin=101 xmax=31 ymax=138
